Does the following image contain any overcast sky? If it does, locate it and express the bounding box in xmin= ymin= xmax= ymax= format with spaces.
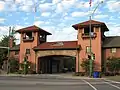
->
xmin=0 ymin=0 xmax=120 ymax=44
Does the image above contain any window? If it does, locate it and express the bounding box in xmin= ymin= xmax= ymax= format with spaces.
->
xmin=26 ymin=49 xmax=30 ymax=54
xmin=84 ymin=27 xmax=94 ymax=35
xmin=24 ymin=32 xmax=32 ymax=39
xmin=15 ymin=51 xmax=19 ymax=55
xmin=111 ymin=48 xmax=116 ymax=53
xmin=86 ymin=46 xmax=91 ymax=53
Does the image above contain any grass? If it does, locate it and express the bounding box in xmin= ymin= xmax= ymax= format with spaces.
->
xmin=106 ymin=75 xmax=120 ymax=82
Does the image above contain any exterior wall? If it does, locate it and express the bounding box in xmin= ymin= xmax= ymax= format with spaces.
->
xmin=35 ymin=50 xmax=77 ymax=73
xmin=103 ymin=48 xmax=120 ymax=60
xmin=19 ymin=32 xmax=39 ymax=70
xmin=36 ymin=50 xmax=77 ymax=57
xmin=77 ymin=27 xmax=102 ymax=72
xmin=10 ymin=51 xmax=19 ymax=59
xmin=103 ymin=48 xmax=120 ymax=72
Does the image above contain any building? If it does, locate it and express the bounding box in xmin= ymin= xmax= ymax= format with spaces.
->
xmin=10 ymin=20 xmax=120 ymax=74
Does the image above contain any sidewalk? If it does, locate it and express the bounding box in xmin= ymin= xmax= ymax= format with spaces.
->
xmin=0 ymin=73 xmax=105 ymax=80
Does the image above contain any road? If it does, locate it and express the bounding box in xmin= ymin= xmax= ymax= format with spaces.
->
xmin=0 ymin=76 xmax=120 ymax=90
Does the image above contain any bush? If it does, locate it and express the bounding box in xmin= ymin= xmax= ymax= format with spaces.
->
xmin=80 ymin=58 xmax=90 ymax=75
xmin=9 ymin=57 xmax=19 ymax=73
xmin=20 ymin=59 xmax=35 ymax=74
xmin=106 ymin=56 xmax=120 ymax=75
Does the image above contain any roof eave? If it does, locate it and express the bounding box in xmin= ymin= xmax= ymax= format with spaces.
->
xmin=33 ymin=47 xmax=80 ymax=51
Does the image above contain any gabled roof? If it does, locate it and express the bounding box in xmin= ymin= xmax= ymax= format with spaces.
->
xmin=72 ymin=20 xmax=109 ymax=31
xmin=103 ymin=36 xmax=120 ymax=48
xmin=34 ymin=41 xmax=79 ymax=50
xmin=16 ymin=25 xmax=52 ymax=35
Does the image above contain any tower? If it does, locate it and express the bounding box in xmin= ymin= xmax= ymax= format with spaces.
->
xmin=16 ymin=25 xmax=51 ymax=70
xmin=72 ymin=20 xmax=109 ymax=73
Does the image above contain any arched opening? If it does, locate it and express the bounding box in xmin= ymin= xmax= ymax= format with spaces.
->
xmin=38 ymin=55 xmax=76 ymax=74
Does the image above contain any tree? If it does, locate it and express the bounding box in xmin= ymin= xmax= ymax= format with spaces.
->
xmin=0 ymin=35 xmax=15 ymax=69
xmin=81 ymin=58 xmax=90 ymax=75
xmin=9 ymin=57 xmax=19 ymax=73
xmin=0 ymin=35 xmax=9 ymax=68
xmin=20 ymin=59 xmax=35 ymax=74
xmin=81 ymin=58 xmax=95 ymax=76
xmin=106 ymin=56 xmax=120 ymax=75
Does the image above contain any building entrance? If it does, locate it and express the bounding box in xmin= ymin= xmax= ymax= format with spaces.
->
xmin=38 ymin=55 xmax=75 ymax=74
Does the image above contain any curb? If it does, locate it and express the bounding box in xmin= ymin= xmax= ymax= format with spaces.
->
xmin=0 ymin=74 xmax=106 ymax=80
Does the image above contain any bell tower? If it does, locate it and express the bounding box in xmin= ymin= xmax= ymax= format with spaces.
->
xmin=16 ymin=25 xmax=51 ymax=70
xmin=72 ymin=20 xmax=109 ymax=73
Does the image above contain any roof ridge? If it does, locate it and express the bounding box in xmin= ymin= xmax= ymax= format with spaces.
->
xmin=80 ymin=19 xmax=104 ymax=24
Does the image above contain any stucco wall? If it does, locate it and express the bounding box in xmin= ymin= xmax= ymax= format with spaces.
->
xmin=10 ymin=51 xmax=19 ymax=59
xmin=77 ymin=27 xmax=102 ymax=72
xmin=103 ymin=48 xmax=120 ymax=60
xmin=36 ymin=50 xmax=77 ymax=57
xmin=35 ymin=50 xmax=77 ymax=72
xmin=19 ymin=32 xmax=38 ymax=64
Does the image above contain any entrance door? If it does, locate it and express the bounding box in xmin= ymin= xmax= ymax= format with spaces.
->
xmin=51 ymin=60 xmax=59 ymax=73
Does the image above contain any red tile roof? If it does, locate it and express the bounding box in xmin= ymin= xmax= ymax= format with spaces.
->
xmin=34 ymin=41 xmax=79 ymax=50
xmin=72 ymin=20 xmax=109 ymax=31
xmin=16 ymin=25 xmax=52 ymax=35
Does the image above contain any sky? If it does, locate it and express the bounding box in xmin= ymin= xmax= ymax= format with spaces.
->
xmin=0 ymin=0 xmax=120 ymax=44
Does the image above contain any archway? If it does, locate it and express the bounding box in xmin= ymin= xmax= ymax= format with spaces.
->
xmin=38 ymin=55 xmax=76 ymax=74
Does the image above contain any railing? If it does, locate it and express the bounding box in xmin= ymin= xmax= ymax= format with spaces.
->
xmin=81 ymin=32 xmax=97 ymax=39
xmin=23 ymin=37 xmax=34 ymax=42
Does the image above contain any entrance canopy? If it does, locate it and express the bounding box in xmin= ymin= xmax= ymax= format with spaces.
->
xmin=34 ymin=41 xmax=80 ymax=57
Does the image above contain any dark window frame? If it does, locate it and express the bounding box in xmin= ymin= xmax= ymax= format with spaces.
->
xmin=26 ymin=49 xmax=30 ymax=54
xmin=84 ymin=27 xmax=94 ymax=35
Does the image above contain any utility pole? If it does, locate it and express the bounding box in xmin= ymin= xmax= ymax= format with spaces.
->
xmin=89 ymin=0 xmax=103 ymax=77
xmin=89 ymin=15 xmax=92 ymax=77
xmin=7 ymin=26 xmax=15 ymax=74
xmin=7 ymin=26 xmax=11 ymax=74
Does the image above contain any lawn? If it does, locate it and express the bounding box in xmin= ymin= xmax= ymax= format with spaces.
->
xmin=106 ymin=76 xmax=120 ymax=82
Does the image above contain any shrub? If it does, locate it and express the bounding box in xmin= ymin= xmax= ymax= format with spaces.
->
xmin=20 ymin=59 xmax=35 ymax=74
xmin=81 ymin=58 xmax=90 ymax=75
xmin=106 ymin=56 xmax=120 ymax=76
xmin=9 ymin=57 xmax=19 ymax=73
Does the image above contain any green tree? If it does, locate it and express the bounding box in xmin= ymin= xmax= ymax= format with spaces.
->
xmin=106 ymin=57 xmax=120 ymax=75
xmin=81 ymin=58 xmax=90 ymax=75
xmin=0 ymin=35 xmax=9 ymax=68
xmin=81 ymin=58 xmax=95 ymax=76
xmin=20 ymin=60 xmax=35 ymax=74
xmin=9 ymin=57 xmax=19 ymax=73
xmin=0 ymin=35 xmax=15 ymax=68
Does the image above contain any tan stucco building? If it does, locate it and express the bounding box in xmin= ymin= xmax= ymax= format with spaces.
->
xmin=10 ymin=20 xmax=120 ymax=74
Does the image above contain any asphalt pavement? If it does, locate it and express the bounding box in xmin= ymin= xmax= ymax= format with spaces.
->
xmin=0 ymin=75 xmax=120 ymax=90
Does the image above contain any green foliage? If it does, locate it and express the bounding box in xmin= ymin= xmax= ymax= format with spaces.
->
xmin=9 ymin=57 xmax=19 ymax=73
xmin=81 ymin=58 xmax=90 ymax=75
xmin=106 ymin=56 xmax=120 ymax=75
xmin=0 ymin=35 xmax=16 ymax=68
xmin=20 ymin=60 xmax=35 ymax=74
xmin=0 ymin=35 xmax=9 ymax=68
xmin=81 ymin=58 xmax=95 ymax=76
